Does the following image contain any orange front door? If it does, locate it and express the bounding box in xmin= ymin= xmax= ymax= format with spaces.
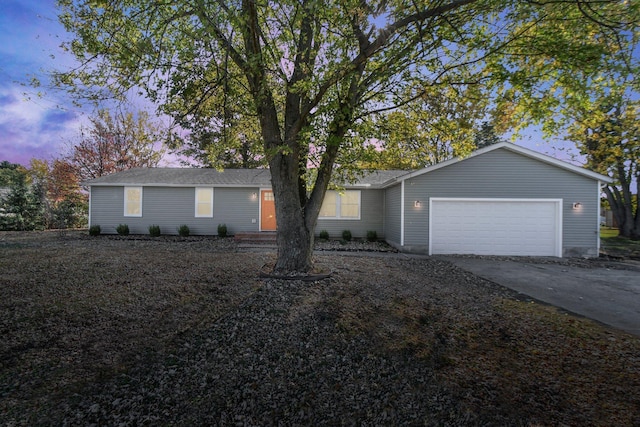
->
xmin=261 ymin=190 xmax=277 ymax=231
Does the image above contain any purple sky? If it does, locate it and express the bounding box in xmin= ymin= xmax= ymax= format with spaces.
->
xmin=0 ymin=1 xmax=593 ymax=168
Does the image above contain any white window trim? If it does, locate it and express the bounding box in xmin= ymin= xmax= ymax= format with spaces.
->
xmin=124 ymin=186 xmax=143 ymax=217
xmin=195 ymin=187 xmax=214 ymax=218
xmin=319 ymin=190 xmax=361 ymax=220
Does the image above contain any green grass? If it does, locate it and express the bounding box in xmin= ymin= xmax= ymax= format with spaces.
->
xmin=600 ymin=227 xmax=640 ymax=257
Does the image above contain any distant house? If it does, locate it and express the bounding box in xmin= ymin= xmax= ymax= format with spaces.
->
xmin=84 ymin=142 xmax=612 ymax=257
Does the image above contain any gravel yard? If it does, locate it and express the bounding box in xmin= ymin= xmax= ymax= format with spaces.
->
xmin=1 ymin=231 xmax=639 ymax=426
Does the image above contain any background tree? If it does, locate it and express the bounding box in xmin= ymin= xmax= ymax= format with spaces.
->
xmin=363 ymin=85 xmax=488 ymax=169
xmin=54 ymin=0 xmax=638 ymax=273
xmin=568 ymin=90 xmax=639 ymax=239
xmin=0 ymin=164 xmax=45 ymax=231
xmin=473 ymin=121 xmax=507 ymax=149
xmin=167 ymin=61 xmax=266 ymax=168
xmin=0 ymin=161 xmax=27 ymax=188
xmin=68 ymin=109 xmax=166 ymax=181
xmin=490 ymin=3 xmax=639 ymax=239
xmin=0 ymin=159 xmax=87 ymax=231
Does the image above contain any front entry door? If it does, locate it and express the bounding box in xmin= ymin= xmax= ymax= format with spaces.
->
xmin=260 ymin=190 xmax=277 ymax=231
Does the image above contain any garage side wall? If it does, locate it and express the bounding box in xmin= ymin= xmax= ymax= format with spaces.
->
xmin=383 ymin=184 xmax=402 ymax=247
xmin=89 ymin=186 xmax=260 ymax=235
xmin=402 ymin=149 xmax=599 ymax=257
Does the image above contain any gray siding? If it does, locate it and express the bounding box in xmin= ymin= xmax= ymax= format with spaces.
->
xmin=383 ymin=184 xmax=402 ymax=246
xmin=316 ymin=189 xmax=385 ymax=239
xmin=90 ymin=186 xmax=260 ymax=235
xmin=402 ymin=149 xmax=600 ymax=256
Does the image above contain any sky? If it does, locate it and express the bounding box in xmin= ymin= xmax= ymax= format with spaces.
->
xmin=0 ymin=0 xmax=601 ymax=168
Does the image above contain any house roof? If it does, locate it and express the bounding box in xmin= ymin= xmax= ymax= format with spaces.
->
xmin=83 ymin=167 xmax=408 ymax=189
xmin=379 ymin=142 xmax=613 ymax=187
xmin=83 ymin=143 xmax=611 ymax=189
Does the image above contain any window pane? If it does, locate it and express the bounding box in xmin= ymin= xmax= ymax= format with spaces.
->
xmin=319 ymin=191 xmax=337 ymax=217
xmin=195 ymin=188 xmax=213 ymax=217
xmin=124 ymin=187 xmax=142 ymax=217
xmin=340 ymin=191 xmax=360 ymax=218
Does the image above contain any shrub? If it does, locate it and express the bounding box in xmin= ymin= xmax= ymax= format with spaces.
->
xmin=116 ymin=224 xmax=130 ymax=236
xmin=89 ymin=225 xmax=101 ymax=236
xmin=178 ymin=224 xmax=190 ymax=237
xmin=318 ymin=230 xmax=329 ymax=240
xmin=366 ymin=230 xmax=378 ymax=242
xmin=148 ymin=224 xmax=161 ymax=237
xmin=341 ymin=229 xmax=352 ymax=242
xmin=217 ymin=223 xmax=228 ymax=237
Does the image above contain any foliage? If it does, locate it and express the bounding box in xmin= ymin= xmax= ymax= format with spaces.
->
xmin=116 ymin=224 xmax=129 ymax=236
xmin=67 ymin=109 xmax=166 ymax=181
xmin=341 ymin=230 xmax=352 ymax=242
xmin=53 ymin=0 xmax=639 ymax=273
xmin=0 ymin=171 xmax=46 ymax=231
xmin=217 ymin=224 xmax=227 ymax=238
xmin=318 ymin=230 xmax=329 ymax=240
xmin=148 ymin=224 xmax=161 ymax=237
xmin=571 ymin=90 xmax=639 ymax=239
xmin=0 ymin=158 xmax=88 ymax=230
xmin=473 ymin=122 xmax=507 ymax=149
xmin=366 ymin=230 xmax=378 ymax=242
xmin=178 ymin=224 xmax=190 ymax=237
xmin=89 ymin=225 xmax=101 ymax=236
xmin=362 ymin=86 xmax=488 ymax=169
xmin=487 ymin=2 xmax=639 ymax=239
xmin=0 ymin=161 xmax=27 ymax=187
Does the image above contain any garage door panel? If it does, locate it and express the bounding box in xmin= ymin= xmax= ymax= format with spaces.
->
xmin=430 ymin=199 xmax=561 ymax=256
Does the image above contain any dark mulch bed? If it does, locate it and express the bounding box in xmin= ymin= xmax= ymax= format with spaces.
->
xmin=1 ymin=231 xmax=639 ymax=425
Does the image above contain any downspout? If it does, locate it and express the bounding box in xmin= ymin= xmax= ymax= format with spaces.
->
xmin=597 ymin=180 xmax=602 ymax=255
xmin=87 ymin=186 xmax=92 ymax=228
xmin=400 ymin=180 xmax=405 ymax=247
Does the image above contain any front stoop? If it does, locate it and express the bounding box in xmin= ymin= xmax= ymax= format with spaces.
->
xmin=234 ymin=232 xmax=277 ymax=243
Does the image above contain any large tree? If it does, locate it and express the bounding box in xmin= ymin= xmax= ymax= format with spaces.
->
xmin=489 ymin=3 xmax=639 ymax=239
xmin=54 ymin=0 xmax=637 ymax=273
xmin=68 ymin=109 xmax=165 ymax=181
xmin=568 ymin=88 xmax=639 ymax=239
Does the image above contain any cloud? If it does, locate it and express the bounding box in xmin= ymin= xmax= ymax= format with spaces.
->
xmin=0 ymin=85 xmax=86 ymax=165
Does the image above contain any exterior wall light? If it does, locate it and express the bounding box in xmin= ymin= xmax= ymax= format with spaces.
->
xmin=414 ymin=200 xmax=421 ymax=208
xmin=251 ymin=192 xmax=258 ymax=200
xmin=572 ymin=202 xmax=582 ymax=209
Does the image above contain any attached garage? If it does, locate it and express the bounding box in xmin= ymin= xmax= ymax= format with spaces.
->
xmin=429 ymin=198 xmax=562 ymax=257
xmin=383 ymin=142 xmax=613 ymax=258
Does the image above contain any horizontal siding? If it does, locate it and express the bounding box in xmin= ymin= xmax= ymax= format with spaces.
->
xmin=403 ymin=149 xmax=600 ymax=256
xmin=212 ymin=187 xmax=261 ymax=234
xmin=316 ymin=189 xmax=385 ymax=239
xmin=384 ymin=184 xmax=402 ymax=246
xmin=90 ymin=186 xmax=260 ymax=235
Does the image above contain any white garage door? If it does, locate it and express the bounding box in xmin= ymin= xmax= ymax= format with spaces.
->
xmin=429 ymin=198 xmax=562 ymax=257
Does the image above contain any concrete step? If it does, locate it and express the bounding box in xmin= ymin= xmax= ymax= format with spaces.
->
xmin=234 ymin=232 xmax=277 ymax=243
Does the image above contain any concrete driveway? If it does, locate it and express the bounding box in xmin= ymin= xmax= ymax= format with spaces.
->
xmin=439 ymin=256 xmax=640 ymax=337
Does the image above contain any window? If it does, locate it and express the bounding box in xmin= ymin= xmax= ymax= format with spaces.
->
xmin=319 ymin=190 xmax=360 ymax=219
xmin=124 ymin=187 xmax=143 ymax=217
xmin=195 ymin=188 xmax=213 ymax=217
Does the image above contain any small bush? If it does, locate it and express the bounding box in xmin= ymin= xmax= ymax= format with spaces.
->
xmin=318 ymin=230 xmax=329 ymax=240
xmin=366 ymin=230 xmax=378 ymax=242
xmin=116 ymin=224 xmax=129 ymax=236
xmin=148 ymin=224 xmax=161 ymax=237
xmin=89 ymin=225 xmax=101 ymax=236
xmin=341 ymin=229 xmax=352 ymax=242
xmin=177 ymin=224 xmax=190 ymax=237
xmin=217 ymin=223 xmax=228 ymax=237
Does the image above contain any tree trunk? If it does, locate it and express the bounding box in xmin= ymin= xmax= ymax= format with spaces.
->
xmin=604 ymin=185 xmax=639 ymax=240
xmin=269 ymin=153 xmax=314 ymax=274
